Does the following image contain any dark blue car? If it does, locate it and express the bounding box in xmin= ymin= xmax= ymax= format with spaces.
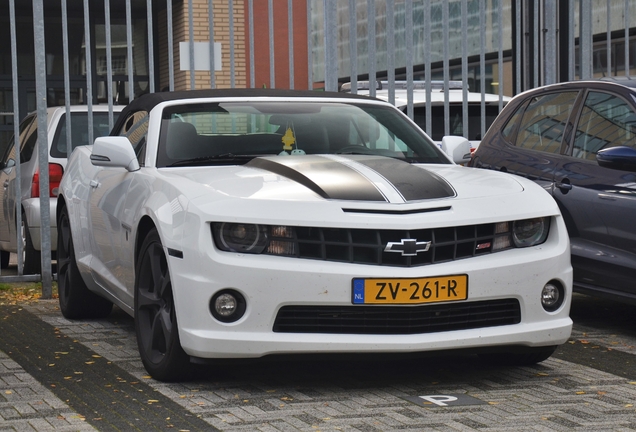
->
xmin=469 ymin=77 xmax=636 ymax=304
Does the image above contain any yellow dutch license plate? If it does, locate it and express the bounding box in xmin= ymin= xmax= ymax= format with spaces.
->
xmin=352 ymin=275 xmax=468 ymax=305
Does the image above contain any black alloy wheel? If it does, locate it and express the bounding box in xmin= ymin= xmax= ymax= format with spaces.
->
xmin=135 ymin=228 xmax=190 ymax=382
xmin=57 ymin=205 xmax=113 ymax=319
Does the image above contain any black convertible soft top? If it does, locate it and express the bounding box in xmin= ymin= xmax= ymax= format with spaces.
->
xmin=110 ymin=88 xmax=379 ymax=136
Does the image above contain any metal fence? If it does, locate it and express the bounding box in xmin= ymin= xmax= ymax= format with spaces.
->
xmin=1 ymin=0 xmax=634 ymax=295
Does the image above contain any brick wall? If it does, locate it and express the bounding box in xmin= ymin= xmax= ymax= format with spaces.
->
xmin=158 ymin=0 xmax=246 ymax=91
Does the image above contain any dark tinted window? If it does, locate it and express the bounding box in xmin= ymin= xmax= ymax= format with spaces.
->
xmin=573 ymin=91 xmax=636 ymax=160
xmin=50 ymin=113 xmax=113 ymax=158
xmin=413 ymin=104 xmax=502 ymax=141
xmin=118 ymin=110 xmax=149 ymax=164
xmin=500 ymin=102 xmax=526 ymax=142
xmin=514 ymin=92 xmax=579 ymax=153
xmin=2 ymin=115 xmax=35 ymax=165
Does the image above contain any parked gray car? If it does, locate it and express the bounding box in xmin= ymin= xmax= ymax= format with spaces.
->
xmin=0 ymin=105 xmax=123 ymax=273
xmin=469 ymin=77 xmax=636 ymax=304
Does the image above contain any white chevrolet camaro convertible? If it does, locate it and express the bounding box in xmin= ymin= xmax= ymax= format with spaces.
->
xmin=56 ymin=89 xmax=572 ymax=381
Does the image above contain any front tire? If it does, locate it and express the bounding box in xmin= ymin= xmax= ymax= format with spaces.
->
xmin=135 ymin=228 xmax=190 ymax=382
xmin=57 ymin=205 xmax=113 ymax=319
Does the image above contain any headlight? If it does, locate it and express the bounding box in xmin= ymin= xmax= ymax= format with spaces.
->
xmin=492 ymin=217 xmax=550 ymax=251
xmin=213 ymin=222 xmax=269 ymax=253
xmin=512 ymin=218 xmax=549 ymax=247
xmin=212 ymin=223 xmax=296 ymax=255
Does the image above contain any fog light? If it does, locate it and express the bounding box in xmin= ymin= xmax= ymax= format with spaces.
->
xmin=210 ymin=290 xmax=246 ymax=323
xmin=541 ymin=282 xmax=563 ymax=312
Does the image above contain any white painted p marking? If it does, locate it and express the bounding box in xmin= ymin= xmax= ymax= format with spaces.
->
xmin=418 ymin=395 xmax=458 ymax=406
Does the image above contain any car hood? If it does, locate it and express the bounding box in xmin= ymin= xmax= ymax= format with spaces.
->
xmin=168 ymin=155 xmax=524 ymax=204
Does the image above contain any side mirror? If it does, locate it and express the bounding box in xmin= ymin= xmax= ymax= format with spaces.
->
xmin=596 ymin=146 xmax=636 ymax=172
xmin=2 ymin=159 xmax=16 ymax=171
xmin=90 ymin=136 xmax=140 ymax=172
xmin=441 ymin=135 xmax=471 ymax=164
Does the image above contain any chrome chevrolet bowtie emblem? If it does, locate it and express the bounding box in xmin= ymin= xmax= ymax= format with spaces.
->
xmin=384 ymin=239 xmax=431 ymax=256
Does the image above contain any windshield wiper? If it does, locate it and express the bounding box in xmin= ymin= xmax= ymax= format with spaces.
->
xmin=167 ymin=153 xmax=258 ymax=167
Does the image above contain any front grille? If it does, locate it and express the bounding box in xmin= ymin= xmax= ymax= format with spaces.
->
xmin=268 ymin=223 xmax=499 ymax=267
xmin=273 ymin=299 xmax=521 ymax=335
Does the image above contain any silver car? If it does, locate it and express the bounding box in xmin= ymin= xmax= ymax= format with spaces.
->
xmin=0 ymin=105 xmax=123 ymax=274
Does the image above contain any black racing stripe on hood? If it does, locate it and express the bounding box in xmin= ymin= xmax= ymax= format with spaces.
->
xmin=246 ymin=156 xmax=387 ymax=201
xmin=347 ymin=155 xmax=456 ymax=201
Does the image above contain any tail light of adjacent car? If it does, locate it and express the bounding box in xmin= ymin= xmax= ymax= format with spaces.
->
xmin=31 ymin=163 xmax=64 ymax=198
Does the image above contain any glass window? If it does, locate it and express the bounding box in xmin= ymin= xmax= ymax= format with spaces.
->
xmin=118 ymin=111 xmax=149 ymax=164
xmin=514 ymin=92 xmax=579 ymax=154
xmin=413 ymin=104 xmax=502 ymax=141
xmin=50 ymin=112 xmax=113 ymax=158
xmin=573 ymin=91 xmax=636 ymax=160
xmin=500 ymin=102 xmax=527 ymax=142
xmin=157 ymin=102 xmax=447 ymax=168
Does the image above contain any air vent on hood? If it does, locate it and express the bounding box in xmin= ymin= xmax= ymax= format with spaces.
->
xmin=342 ymin=206 xmax=451 ymax=215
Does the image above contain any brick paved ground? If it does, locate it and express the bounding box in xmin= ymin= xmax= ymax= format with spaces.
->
xmin=0 ymin=294 xmax=634 ymax=431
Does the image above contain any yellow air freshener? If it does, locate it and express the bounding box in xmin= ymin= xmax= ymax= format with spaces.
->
xmin=281 ymin=127 xmax=296 ymax=151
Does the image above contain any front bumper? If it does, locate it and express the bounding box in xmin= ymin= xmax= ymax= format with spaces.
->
xmin=169 ymin=216 xmax=573 ymax=359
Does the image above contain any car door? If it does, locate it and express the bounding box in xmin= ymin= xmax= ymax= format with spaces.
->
xmin=553 ymin=89 xmax=636 ymax=296
xmin=494 ymin=91 xmax=581 ymax=193
xmin=0 ymin=115 xmax=36 ymax=247
xmin=88 ymin=110 xmax=149 ymax=303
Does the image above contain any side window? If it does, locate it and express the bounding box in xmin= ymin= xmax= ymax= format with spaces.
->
xmin=573 ymin=91 xmax=636 ymax=160
xmin=118 ymin=111 xmax=149 ymax=164
xmin=19 ymin=117 xmax=39 ymax=163
xmin=500 ymin=102 xmax=527 ymax=142
xmin=514 ymin=91 xmax=579 ymax=154
xmin=2 ymin=115 xmax=34 ymax=166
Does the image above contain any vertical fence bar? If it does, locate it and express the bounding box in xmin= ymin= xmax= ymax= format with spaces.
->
xmin=461 ymin=0 xmax=468 ymax=138
xmin=480 ymin=1 xmax=486 ymax=140
xmin=62 ymin=0 xmax=72 ymax=156
xmin=167 ymin=0 xmax=174 ymax=90
xmin=568 ymin=0 xmax=575 ymax=80
xmin=367 ymin=0 xmax=376 ymax=98
xmin=307 ymin=0 xmax=313 ymax=89
xmin=83 ymin=0 xmax=94 ymax=146
xmin=248 ymin=0 xmax=255 ymax=88
xmin=442 ymin=1 xmax=449 ymax=138
xmin=324 ymin=0 xmax=338 ymax=91
xmin=533 ymin=0 xmax=539 ymax=87
xmin=544 ymin=0 xmax=556 ymax=84
xmin=515 ymin=0 xmax=522 ymax=93
xmin=405 ymin=0 xmax=413 ymax=120
xmin=349 ymin=0 xmax=357 ymax=94
xmin=579 ymin=0 xmax=592 ymax=79
xmin=387 ymin=0 xmax=395 ymax=105
xmin=497 ymin=0 xmax=503 ymax=108
xmin=32 ymin=0 xmax=52 ymax=296
xmin=424 ymin=0 xmax=431 ymax=134
xmin=105 ymin=0 xmax=114 ymax=128
xmin=607 ymin=1 xmax=611 ymax=77
xmin=625 ymin=0 xmax=630 ymax=76
xmin=146 ymin=0 xmax=155 ymax=93
xmin=188 ymin=0 xmax=195 ymax=89
xmin=288 ymin=0 xmax=294 ymax=89
xmin=269 ymin=0 xmax=275 ymax=89
xmin=9 ymin=0 xmax=23 ymax=274
xmin=126 ymin=0 xmax=134 ymax=101
xmin=209 ymin=0 xmax=215 ymax=88
xmin=229 ymin=0 xmax=235 ymax=88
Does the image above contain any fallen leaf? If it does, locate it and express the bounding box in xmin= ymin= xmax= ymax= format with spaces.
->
xmin=576 ymin=391 xmax=586 ymax=395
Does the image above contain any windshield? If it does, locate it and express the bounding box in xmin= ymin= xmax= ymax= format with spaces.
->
xmin=157 ymin=101 xmax=449 ymax=167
